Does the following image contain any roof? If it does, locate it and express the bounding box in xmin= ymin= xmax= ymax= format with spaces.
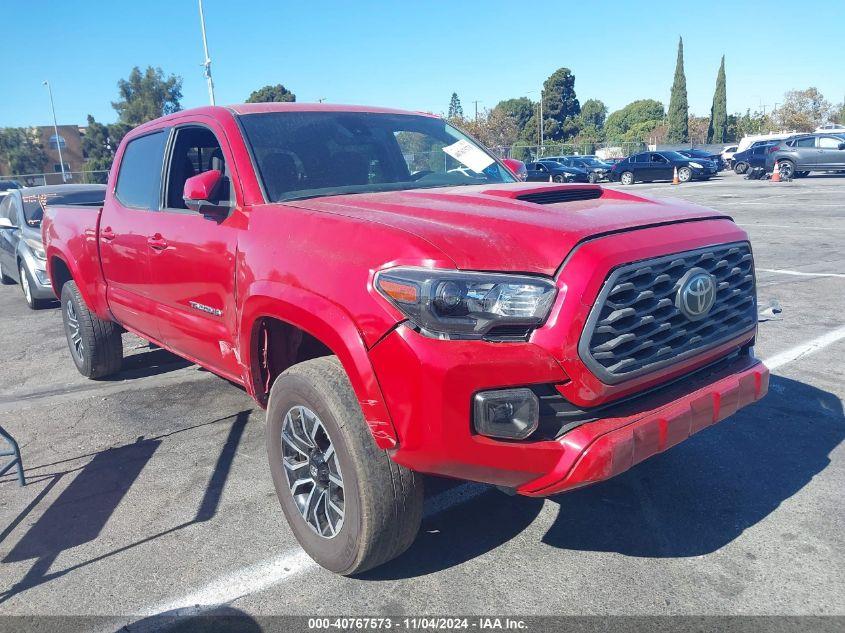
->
xmin=228 ymin=102 xmax=437 ymax=117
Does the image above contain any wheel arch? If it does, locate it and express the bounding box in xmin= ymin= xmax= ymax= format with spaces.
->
xmin=240 ymin=281 xmax=399 ymax=449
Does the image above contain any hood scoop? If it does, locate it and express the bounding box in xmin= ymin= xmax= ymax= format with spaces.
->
xmin=515 ymin=187 xmax=603 ymax=205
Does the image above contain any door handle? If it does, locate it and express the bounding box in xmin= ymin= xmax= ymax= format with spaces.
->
xmin=147 ymin=234 xmax=168 ymax=251
xmin=100 ymin=227 xmax=116 ymax=241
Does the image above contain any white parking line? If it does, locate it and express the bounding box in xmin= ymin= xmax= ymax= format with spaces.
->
xmin=758 ymin=268 xmax=845 ymax=279
xmin=127 ymin=326 xmax=845 ymax=624
xmin=738 ymin=223 xmax=845 ymax=230
xmin=764 ymin=325 xmax=845 ymax=371
xmin=133 ymin=482 xmax=490 ymax=622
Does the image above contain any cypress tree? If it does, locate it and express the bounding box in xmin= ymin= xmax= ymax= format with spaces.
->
xmin=707 ymin=56 xmax=728 ymax=143
xmin=448 ymin=93 xmax=464 ymax=119
xmin=666 ymin=37 xmax=689 ymax=143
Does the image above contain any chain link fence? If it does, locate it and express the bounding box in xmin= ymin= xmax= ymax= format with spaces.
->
xmin=3 ymin=170 xmax=109 ymax=187
xmin=489 ymin=141 xmax=647 ymax=162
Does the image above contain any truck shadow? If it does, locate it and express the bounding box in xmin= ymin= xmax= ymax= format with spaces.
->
xmin=540 ymin=374 xmax=843 ymax=557
xmin=368 ymin=375 xmax=841 ymax=577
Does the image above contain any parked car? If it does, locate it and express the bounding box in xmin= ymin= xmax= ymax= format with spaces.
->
xmin=732 ymin=143 xmax=775 ymax=174
xmin=525 ymin=160 xmax=589 ymax=183
xmin=546 ymin=156 xmax=613 ymax=182
xmin=501 ymin=158 xmax=527 ymax=181
xmin=677 ymin=149 xmax=724 ymax=171
xmin=721 ymin=145 xmax=738 ymax=166
xmin=43 ymin=103 xmax=767 ymax=575
xmin=0 ymin=184 xmax=105 ymax=308
xmin=766 ymin=133 xmax=845 ymax=178
xmin=609 ymin=151 xmax=717 ymax=184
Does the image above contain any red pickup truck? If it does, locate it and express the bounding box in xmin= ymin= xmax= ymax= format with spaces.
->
xmin=43 ymin=103 xmax=768 ymax=574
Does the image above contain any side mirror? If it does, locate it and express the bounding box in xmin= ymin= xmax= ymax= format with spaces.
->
xmin=183 ymin=170 xmax=229 ymax=219
xmin=839 ymin=143 xmax=845 ymax=150
xmin=0 ymin=217 xmax=18 ymax=230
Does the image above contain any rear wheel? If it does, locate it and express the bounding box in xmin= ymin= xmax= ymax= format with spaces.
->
xmin=778 ymin=160 xmax=795 ymax=180
xmin=0 ymin=260 xmax=14 ymax=285
xmin=19 ymin=262 xmax=50 ymax=310
xmin=734 ymin=162 xmax=749 ymax=174
xmin=620 ymin=171 xmax=635 ymax=185
xmin=678 ymin=167 xmax=693 ymax=182
xmin=61 ymin=281 xmax=123 ymax=379
xmin=266 ymin=356 xmax=423 ymax=575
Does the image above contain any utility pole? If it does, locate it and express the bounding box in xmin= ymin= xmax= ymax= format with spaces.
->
xmin=42 ymin=80 xmax=68 ymax=183
xmin=198 ymin=0 xmax=216 ymax=105
xmin=472 ymin=100 xmax=481 ymax=121
xmin=539 ymin=90 xmax=544 ymax=157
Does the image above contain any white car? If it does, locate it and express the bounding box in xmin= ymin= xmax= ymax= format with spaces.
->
xmin=721 ymin=145 xmax=738 ymax=165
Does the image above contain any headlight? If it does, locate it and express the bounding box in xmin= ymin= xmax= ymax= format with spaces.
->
xmin=688 ymin=162 xmax=703 ymax=169
xmin=375 ymin=267 xmax=557 ymax=340
xmin=24 ymin=238 xmax=46 ymax=261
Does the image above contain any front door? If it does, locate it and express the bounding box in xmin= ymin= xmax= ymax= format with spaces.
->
xmin=99 ymin=129 xmax=170 ymax=342
xmin=145 ymin=121 xmax=242 ymax=380
xmin=816 ymin=135 xmax=845 ymax=169
xmin=649 ymin=153 xmax=672 ymax=181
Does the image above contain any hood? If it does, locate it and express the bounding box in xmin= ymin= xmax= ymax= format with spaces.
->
xmin=284 ymin=183 xmax=729 ymax=276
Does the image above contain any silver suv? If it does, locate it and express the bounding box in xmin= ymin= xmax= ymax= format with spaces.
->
xmin=766 ymin=133 xmax=845 ymax=178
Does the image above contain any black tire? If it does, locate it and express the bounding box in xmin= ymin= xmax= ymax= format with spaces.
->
xmin=678 ymin=166 xmax=693 ymax=182
xmin=620 ymin=171 xmax=635 ymax=185
xmin=0 ymin=260 xmax=14 ymax=285
xmin=588 ymin=172 xmax=599 ymax=184
xmin=777 ymin=160 xmax=795 ymax=180
xmin=734 ymin=162 xmax=749 ymax=174
xmin=266 ymin=356 xmax=423 ymax=575
xmin=19 ymin=262 xmax=50 ymax=310
xmin=552 ymin=174 xmax=565 ymax=183
xmin=60 ymin=281 xmax=123 ymax=379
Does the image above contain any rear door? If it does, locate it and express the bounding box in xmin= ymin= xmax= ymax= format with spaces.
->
xmin=99 ymin=129 xmax=169 ymax=341
xmin=816 ymin=135 xmax=845 ymax=169
xmin=145 ymin=121 xmax=242 ymax=380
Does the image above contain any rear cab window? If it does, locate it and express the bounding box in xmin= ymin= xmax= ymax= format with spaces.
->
xmin=114 ymin=131 xmax=169 ymax=210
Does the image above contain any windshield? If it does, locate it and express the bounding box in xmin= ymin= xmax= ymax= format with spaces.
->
xmin=579 ymin=157 xmax=604 ymax=166
xmin=22 ymin=189 xmax=106 ymax=226
xmin=239 ymin=111 xmax=515 ymax=202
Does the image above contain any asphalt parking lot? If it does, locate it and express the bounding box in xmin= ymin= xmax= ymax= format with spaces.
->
xmin=0 ymin=171 xmax=843 ymax=627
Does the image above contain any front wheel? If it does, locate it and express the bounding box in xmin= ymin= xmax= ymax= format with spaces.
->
xmin=19 ymin=262 xmax=50 ymax=310
xmin=266 ymin=356 xmax=423 ymax=575
xmin=620 ymin=171 xmax=635 ymax=185
xmin=61 ymin=281 xmax=123 ymax=378
xmin=677 ymin=167 xmax=693 ymax=182
xmin=734 ymin=162 xmax=749 ymax=174
xmin=553 ymin=174 xmax=565 ymax=183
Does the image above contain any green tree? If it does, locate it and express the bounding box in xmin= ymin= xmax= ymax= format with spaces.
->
xmin=604 ymin=100 xmax=665 ymax=142
xmin=492 ymin=97 xmax=535 ymax=135
xmin=579 ymin=99 xmax=607 ymax=129
xmin=666 ymin=37 xmax=689 ymax=143
xmin=775 ymin=88 xmax=833 ymax=131
xmin=707 ymin=56 xmax=728 ymax=143
xmin=448 ymin=93 xmax=464 ymax=119
xmin=542 ymin=68 xmax=580 ymax=141
xmin=111 ymin=66 xmax=183 ymax=126
xmin=0 ymin=128 xmax=47 ymax=175
xmin=246 ymin=84 xmax=296 ymax=103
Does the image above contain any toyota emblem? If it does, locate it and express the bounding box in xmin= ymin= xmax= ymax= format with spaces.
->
xmin=676 ymin=269 xmax=717 ymax=321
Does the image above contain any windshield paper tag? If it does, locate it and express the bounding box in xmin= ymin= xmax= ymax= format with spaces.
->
xmin=442 ymin=139 xmax=495 ymax=173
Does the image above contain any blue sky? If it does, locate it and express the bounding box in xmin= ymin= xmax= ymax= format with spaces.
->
xmin=3 ymin=1 xmax=843 ymax=127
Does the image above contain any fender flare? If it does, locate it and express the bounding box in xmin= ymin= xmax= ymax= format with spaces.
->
xmin=239 ymin=280 xmax=399 ymax=449
xmin=46 ymin=248 xmax=111 ymax=320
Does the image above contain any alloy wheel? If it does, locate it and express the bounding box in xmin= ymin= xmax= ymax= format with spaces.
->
xmin=65 ymin=299 xmax=84 ymax=362
xmin=281 ymin=405 xmax=345 ymax=538
xmin=19 ymin=264 xmax=32 ymax=306
xmin=621 ymin=172 xmax=634 ymax=185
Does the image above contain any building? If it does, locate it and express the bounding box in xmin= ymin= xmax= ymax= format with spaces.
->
xmin=35 ymin=124 xmax=86 ymax=184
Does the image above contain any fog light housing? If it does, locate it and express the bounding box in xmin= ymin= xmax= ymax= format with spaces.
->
xmin=473 ymin=388 xmax=539 ymax=440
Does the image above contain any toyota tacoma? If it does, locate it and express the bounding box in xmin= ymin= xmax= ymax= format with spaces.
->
xmin=42 ymin=103 xmax=768 ymax=574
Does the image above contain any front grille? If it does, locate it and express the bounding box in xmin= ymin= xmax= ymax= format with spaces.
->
xmin=579 ymin=242 xmax=756 ymax=384
xmin=516 ymin=188 xmax=602 ymax=205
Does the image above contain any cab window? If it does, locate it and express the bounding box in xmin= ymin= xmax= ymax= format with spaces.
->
xmin=164 ymin=126 xmax=231 ymax=211
xmin=114 ymin=131 xmax=169 ymax=210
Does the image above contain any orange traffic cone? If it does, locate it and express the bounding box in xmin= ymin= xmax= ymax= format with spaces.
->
xmin=672 ymin=166 xmax=680 ymax=185
xmin=771 ymin=160 xmax=781 ymax=183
